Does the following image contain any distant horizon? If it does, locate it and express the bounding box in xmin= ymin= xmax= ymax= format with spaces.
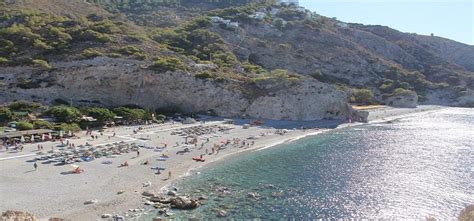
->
xmin=300 ymin=0 xmax=473 ymax=46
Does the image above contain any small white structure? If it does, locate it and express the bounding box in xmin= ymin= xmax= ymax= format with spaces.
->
xmin=226 ymin=22 xmax=239 ymax=29
xmin=336 ymin=22 xmax=349 ymax=28
xmin=250 ymin=12 xmax=266 ymax=20
xmin=210 ymin=16 xmax=224 ymax=23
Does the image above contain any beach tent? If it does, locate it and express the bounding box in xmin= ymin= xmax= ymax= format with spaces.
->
xmin=20 ymin=136 xmax=25 ymax=142
xmin=68 ymin=131 xmax=72 ymax=137
xmin=59 ymin=131 xmax=63 ymax=138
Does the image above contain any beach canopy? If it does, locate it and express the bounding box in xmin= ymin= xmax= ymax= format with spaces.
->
xmin=20 ymin=136 xmax=25 ymax=142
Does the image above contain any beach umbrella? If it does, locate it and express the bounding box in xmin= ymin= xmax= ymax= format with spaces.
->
xmin=48 ymin=133 xmax=52 ymax=139
xmin=68 ymin=131 xmax=72 ymax=137
xmin=20 ymin=136 xmax=25 ymax=142
xmin=59 ymin=131 xmax=63 ymax=138
xmin=41 ymin=134 xmax=45 ymax=141
xmin=31 ymin=135 xmax=34 ymax=142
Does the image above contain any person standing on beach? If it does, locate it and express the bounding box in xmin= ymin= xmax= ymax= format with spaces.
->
xmin=33 ymin=162 xmax=38 ymax=170
xmin=137 ymin=150 xmax=140 ymax=157
xmin=168 ymin=171 xmax=172 ymax=179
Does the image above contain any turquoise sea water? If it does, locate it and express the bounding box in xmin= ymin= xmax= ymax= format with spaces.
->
xmin=166 ymin=108 xmax=474 ymax=219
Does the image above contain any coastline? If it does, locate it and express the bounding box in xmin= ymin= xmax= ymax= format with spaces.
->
xmin=0 ymin=105 xmax=446 ymax=220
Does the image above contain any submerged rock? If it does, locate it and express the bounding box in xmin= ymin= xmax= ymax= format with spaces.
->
xmin=247 ymin=192 xmax=260 ymax=200
xmin=216 ymin=210 xmax=227 ymax=217
xmin=170 ymin=196 xmax=200 ymax=210
xmin=167 ymin=190 xmax=177 ymax=196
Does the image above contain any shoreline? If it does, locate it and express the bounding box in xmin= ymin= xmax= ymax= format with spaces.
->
xmin=0 ymin=105 xmax=446 ymax=220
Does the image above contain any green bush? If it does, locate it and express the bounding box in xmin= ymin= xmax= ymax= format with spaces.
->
xmin=351 ymin=89 xmax=375 ymax=105
xmin=54 ymin=123 xmax=81 ymax=133
xmin=391 ymin=88 xmax=415 ymax=96
xmin=46 ymin=106 xmax=82 ymax=123
xmin=0 ymin=107 xmax=14 ymax=124
xmin=32 ymin=59 xmax=51 ymax=69
xmin=195 ymin=72 xmax=213 ymax=79
xmin=0 ymin=57 xmax=9 ymax=66
xmin=8 ymin=101 xmax=42 ymax=113
xmin=150 ymin=57 xmax=187 ymax=73
xmin=16 ymin=121 xmax=34 ymax=131
xmin=82 ymin=29 xmax=113 ymax=42
xmin=83 ymin=107 xmax=115 ymax=123
xmin=33 ymin=39 xmax=53 ymax=50
xmin=112 ymin=107 xmax=146 ymax=122
xmin=33 ymin=120 xmax=53 ymax=129
xmin=117 ymin=46 xmax=146 ymax=60
xmin=81 ymin=48 xmax=103 ymax=58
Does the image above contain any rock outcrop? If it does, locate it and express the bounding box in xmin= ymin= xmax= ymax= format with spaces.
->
xmin=384 ymin=91 xmax=418 ymax=108
xmin=0 ymin=57 xmax=351 ymax=121
xmin=169 ymin=196 xmax=200 ymax=210
xmin=1 ymin=210 xmax=37 ymax=221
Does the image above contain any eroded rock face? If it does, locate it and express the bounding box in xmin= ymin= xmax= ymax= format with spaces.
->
xmin=384 ymin=91 xmax=418 ymax=108
xmin=1 ymin=210 xmax=37 ymax=221
xmin=0 ymin=57 xmax=351 ymax=121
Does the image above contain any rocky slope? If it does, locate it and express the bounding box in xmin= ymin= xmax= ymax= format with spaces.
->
xmin=0 ymin=57 xmax=351 ymax=120
xmin=0 ymin=0 xmax=473 ymax=121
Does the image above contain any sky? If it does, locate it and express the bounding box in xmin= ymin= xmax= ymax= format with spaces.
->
xmin=299 ymin=0 xmax=473 ymax=45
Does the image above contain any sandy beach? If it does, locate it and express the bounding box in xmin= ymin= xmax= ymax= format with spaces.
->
xmin=0 ymin=106 xmax=445 ymax=220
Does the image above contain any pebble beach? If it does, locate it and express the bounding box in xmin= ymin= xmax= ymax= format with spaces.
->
xmin=0 ymin=106 xmax=444 ymax=220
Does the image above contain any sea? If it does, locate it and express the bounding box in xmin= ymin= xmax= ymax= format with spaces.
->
xmin=152 ymin=108 xmax=474 ymax=219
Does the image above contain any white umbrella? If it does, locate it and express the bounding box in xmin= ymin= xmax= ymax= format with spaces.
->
xmin=59 ymin=131 xmax=63 ymax=138
xmin=20 ymin=136 xmax=25 ymax=142
xmin=31 ymin=135 xmax=34 ymax=142
xmin=41 ymin=134 xmax=45 ymax=141
xmin=48 ymin=133 xmax=52 ymax=139
xmin=68 ymin=131 xmax=72 ymax=137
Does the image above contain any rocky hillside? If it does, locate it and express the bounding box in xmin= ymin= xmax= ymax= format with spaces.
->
xmin=0 ymin=0 xmax=473 ymax=121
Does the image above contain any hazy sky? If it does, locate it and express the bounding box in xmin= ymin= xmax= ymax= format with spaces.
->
xmin=299 ymin=0 xmax=473 ymax=45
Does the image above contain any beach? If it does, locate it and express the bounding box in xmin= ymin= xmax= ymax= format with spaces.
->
xmin=0 ymin=106 xmax=444 ymax=220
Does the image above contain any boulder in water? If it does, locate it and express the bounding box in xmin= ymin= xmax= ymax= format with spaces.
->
xmin=170 ymin=196 xmax=200 ymax=210
xmin=167 ymin=190 xmax=177 ymax=196
xmin=247 ymin=192 xmax=260 ymax=200
xmin=217 ymin=210 xmax=227 ymax=217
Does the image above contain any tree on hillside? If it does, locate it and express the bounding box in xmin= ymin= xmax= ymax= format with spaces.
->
xmin=84 ymin=107 xmax=115 ymax=123
xmin=0 ymin=107 xmax=14 ymax=124
xmin=351 ymin=89 xmax=375 ymax=105
xmin=46 ymin=106 xmax=82 ymax=123
xmin=16 ymin=121 xmax=34 ymax=131
xmin=112 ymin=107 xmax=146 ymax=122
xmin=33 ymin=120 xmax=53 ymax=129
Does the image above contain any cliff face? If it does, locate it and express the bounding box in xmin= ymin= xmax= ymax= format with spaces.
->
xmin=0 ymin=57 xmax=351 ymax=120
